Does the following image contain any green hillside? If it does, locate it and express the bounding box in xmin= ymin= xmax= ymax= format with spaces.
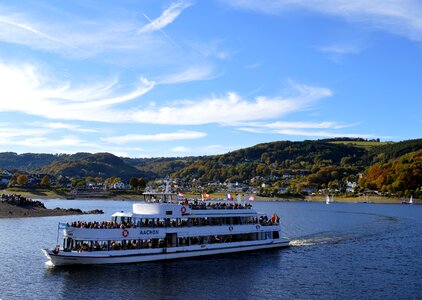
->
xmin=0 ymin=138 xmax=421 ymax=197
xmin=0 ymin=152 xmax=61 ymax=170
xmin=171 ymin=140 xmax=368 ymax=183
xmin=38 ymin=153 xmax=146 ymax=179
xmin=123 ymin=156 xmax=201 ymax=179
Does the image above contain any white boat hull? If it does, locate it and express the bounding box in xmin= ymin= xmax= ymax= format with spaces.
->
xmin=43 ymin=239 xmax=290 ymax=266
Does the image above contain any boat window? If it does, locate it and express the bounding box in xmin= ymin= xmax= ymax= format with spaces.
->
xmin=165 ymin=210 xmax=172 ymax=215
xmin=178 ymin=237 xmax=189 ymax=246
xmin=132 ymin=217 xmax=141 ymax=227
xmin=111 ymin=241 xmax=122 ymax=250
xmin=141 ymin=218 xmax=152 ymax=227
xmin=91 ymin=241 xmax=108 ymax=251
xmin=125 ymin=239 xmax=140 ymax=250
xmin=64 ymin=238 xmax=73 ymax=251
xmin=180 ymin=218 xmax=188 ymax=227
xmin=249 ymin=233 xmax=258 ymax=241
xmin=151 ymin=239 xmax=159 ymax=248
xmin=155 ymin=218 xmax=165 ymax=227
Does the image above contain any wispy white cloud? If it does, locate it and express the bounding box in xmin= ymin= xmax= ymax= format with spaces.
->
xmin=0 ymin=61 xmax=332 ymax=126
xmin=245 ymin=61 xmax=262 ymax=69
xmin=37 ymin=122 xmax=99 ymax=133
xmin=139 ymin=1 xmax=192 ymax=34
xmin=317 ymin=43 xmax=366 ymax=62
xmin=226 ymin=0 xmax=422 ymax=42
xmin=0 ymin=62 xmax=155 ymax=122
xmin=0 ymin=124 xmax=49 ymax=139
xmin=238 ymin=127 xmax=376 ymax=139
xmin=190 ymin=39 xmax=234 ymax=60
xmin=102 ymin=131 xmax=207 ymax=144
xmin=0 ymin=4 xmax=191 ymax=66
xmin=166 ymin=144 xmax=237 ymax=157
xmin=0 ymin=16 xmax=81 ymax=51
xmin=171 ymin=146 xmax=191 ymax=153
xmin=318 ymin=44 xmax=364 ymax=55
xmin=236 ymin=119 xmax=374 ymax=138
xmin=130 ymin=84 xmax=332 ymax=125
xmin=237 ymin=120 xmax=355 ymax=130
xmin=158 ymin=65 xmax=217 ymax=84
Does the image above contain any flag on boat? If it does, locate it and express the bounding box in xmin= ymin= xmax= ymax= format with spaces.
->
xmin=249 ymin=195 xmax=255 ymax=201
xmin=226 ymin=193 xmax=233 ymax=200
xmin=178 ymin=192 xmax=185 ymax=197
xmin=58 ymin=222 xmax=69 ymax=229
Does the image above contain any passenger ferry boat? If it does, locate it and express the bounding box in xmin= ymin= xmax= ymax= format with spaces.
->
xmin=43 ymin=188 xmax=290 ymax=266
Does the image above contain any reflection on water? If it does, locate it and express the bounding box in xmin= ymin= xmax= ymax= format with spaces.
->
xmin=0 ymin=200 xmax=421 ymax=299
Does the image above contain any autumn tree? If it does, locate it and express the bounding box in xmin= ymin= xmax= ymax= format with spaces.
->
xmin=40 ymin=175 xmax=51 ymax=187
xmin=17 ymin=175 xmax=28 ymax=186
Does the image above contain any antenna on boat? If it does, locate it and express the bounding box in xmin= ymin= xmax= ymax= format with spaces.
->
xmin=164 ymin=178 xmax=170 ymax=194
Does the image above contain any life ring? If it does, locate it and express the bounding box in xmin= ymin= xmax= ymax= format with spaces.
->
xmin=256 ymin=224 xmax=260 ymax=230
xmin=229 ymin=226 xmax=233 ymax=231
xmin=122 ymin=229 xmax=129 ymax=237
xmin=181 ymin=206 xmax=187 ymax=214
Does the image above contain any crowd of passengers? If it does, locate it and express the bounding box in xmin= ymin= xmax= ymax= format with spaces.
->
xmin=66 ymin=233 xmax=268 ymax=252
xmin=260 ymin=214 xmax=280 ymax=225
xmin=182 ymin=199 xmax=252 ymax=210
xmin=69 ymin=221 xmax=136 ymax=229
xmin=68 ymin=215 xmax=279 ymax=229
xmin=1 ymin=193 xmax=46 ymax=208
xmin=71 ymin=240 xmax=158 ymax=252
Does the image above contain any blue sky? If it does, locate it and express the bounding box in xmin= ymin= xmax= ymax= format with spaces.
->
xmin=0 ymin=0 xmax=421 ymax=157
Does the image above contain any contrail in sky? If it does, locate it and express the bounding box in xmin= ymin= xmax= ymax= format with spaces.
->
xmin=0 ymin=17 xmax=81 ymax=51
xmin=142 ymin=13 xmax=181 ymax=49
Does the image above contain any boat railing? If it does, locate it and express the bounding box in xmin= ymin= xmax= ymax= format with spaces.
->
xmin=68 ymin=218 xmax=271 ymax=229
xmin=185 ymin=202 xmax=252 ymax=210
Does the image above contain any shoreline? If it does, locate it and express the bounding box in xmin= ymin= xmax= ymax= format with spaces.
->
xmin=1 ymin=194 xmax=418 ymax=219
xmin=0 ymin=202 xmax=103 ymax=219
xmin=10 ymin=190 xmax=418 ymax=204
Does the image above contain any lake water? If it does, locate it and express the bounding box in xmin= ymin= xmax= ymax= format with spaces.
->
xmin=0 ymin=200 xmax=421 ymax=299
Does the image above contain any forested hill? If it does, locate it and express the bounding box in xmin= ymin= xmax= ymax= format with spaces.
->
xmin=0 ymin=152 xmax=60 ymax=170
xmin=38 ymin=153 xmax=148 ymax=179
xmin=171 ymin=140 xmax=368 ymax=182
xmin=169 ymin=138 xmax=422 ymax=182
xmin=0 ymin=152 xmax=148 ymax=180
xmin=0 ymin=139 xmax=421 ymax=190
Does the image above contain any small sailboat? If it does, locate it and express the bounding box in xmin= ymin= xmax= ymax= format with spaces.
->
xmin=409 ymin=195 xmax=413 ymax=205
xmin=326 ymin=195 xmax=330 ymax=204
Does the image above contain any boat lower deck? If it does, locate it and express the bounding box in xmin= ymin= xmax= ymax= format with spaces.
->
xmin=43 ymin=238 xmax=290 ymax=266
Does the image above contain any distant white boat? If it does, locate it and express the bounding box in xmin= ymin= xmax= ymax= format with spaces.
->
xmin=326 ymin=195 xmax=334 ymax=204
xmin=402 ymin=195 xmax=414 ymax=205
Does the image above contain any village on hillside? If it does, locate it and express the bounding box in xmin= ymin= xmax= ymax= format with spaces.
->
xmin=0 ymin=168 xmax=389 ymax=200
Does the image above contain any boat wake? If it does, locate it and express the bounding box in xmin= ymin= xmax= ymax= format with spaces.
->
xmin=289 ymin=234 xmax=350 ymax=247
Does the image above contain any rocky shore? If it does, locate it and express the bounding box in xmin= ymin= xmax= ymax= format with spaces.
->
xmin=0 ymin=194 xmax=104 ymax=218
